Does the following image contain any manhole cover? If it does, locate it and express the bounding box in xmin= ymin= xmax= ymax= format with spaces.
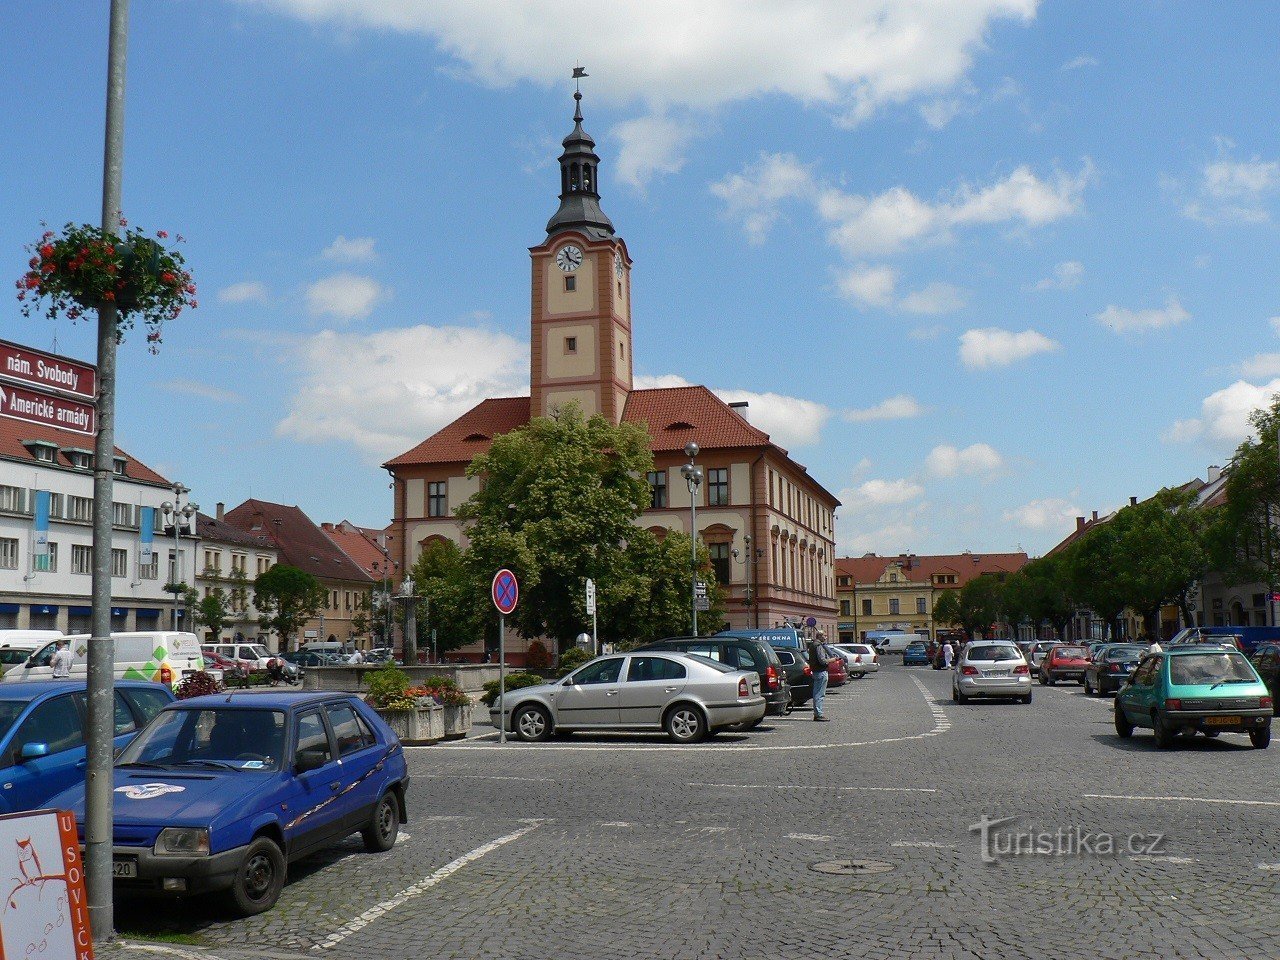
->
xmin=811 ymin=859 xmax=894 ymax=875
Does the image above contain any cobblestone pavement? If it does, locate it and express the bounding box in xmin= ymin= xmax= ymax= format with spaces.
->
xmin=112 ymin=665 xmax=1280 ymax=959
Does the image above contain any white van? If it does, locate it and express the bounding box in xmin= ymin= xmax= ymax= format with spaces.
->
xmin=0 ymin=630 xmax=65 ymax=670
xmin=1 ymin=631 xmax=205 ymax=689
xmin=202 ymin=641 xmax=274 ymax=670
xmin=868 ymin=631 xmax=920 ymax=653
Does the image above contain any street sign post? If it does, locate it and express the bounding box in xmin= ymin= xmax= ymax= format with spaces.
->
xmin=0 ymin=339 xmax=97 ymax=400
xmin=0 ymin=383 xmax=96 ymax=435
xmin=694 ymin=579 xmax=710 ymax=613
xmin=492 ymin=569 xmax=519 ymax=744
xmin=585 ymin=578 xmax=598 ymax=656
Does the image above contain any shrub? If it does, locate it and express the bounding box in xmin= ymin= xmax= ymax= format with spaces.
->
xmin=417 ymin=674 xmax=461 ymax=693
xmin=556 ymin=646 xmax=592 ymax=677
xmin=524 ymin=640 xmax=552 ymax=670
xmin=174 ymin=671 xmax=223 ymax=700
xmin=365 ymin=662 xmax=411 ymax=707
xmin=480 ymin=671 xmax=544 ymax=707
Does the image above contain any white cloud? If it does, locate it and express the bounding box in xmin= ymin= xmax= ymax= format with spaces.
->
xmin=712 ymin=388 xmax=831 ymax=449
xmin=276 ymin=323 xmax=528 ymax=458
xmin=611 ymin=113 xmax=697 ymax=190
xmin=1094 ymin=296 xmax=1189 ymax=334
xmin=244 ymin=1 xmax=1038 ymax=127
xmin=633 ymin=373 xmax=694 ymax=390
xmin=835 ymin=264 xmax=897 ymax=308
xmin=1060 ymin=55 xmax=1097 ymax=71
xmin=322 ymin=236 xmax=377 ymax=263
xmin=1033 ymin=259 xmax=1083 ymax=290
xmin=1240 ymin=353 xmax=1280 ymax=380
xmin=899 ymin=282 xmax=967 ymax=315
xmin=958 ymin=327 xmax=1059 ymax=369
xmin=843 ymin=478 xmax=925 ymax=510
xmin=160 ymin=379 xmax=242 ymax=404
xmin=1003 ymin=497 xmax=1082 ymax=531
xmin=1180 ymin=143 xmax=1279 ymax=224
xmin=710 ymin=153 xmax=816 ymax=244
xmin=919 ymin=97 xmax=967 ymax=130
xmin=844 ymin=394 xmax=926 ymax=423
xmin=1164 ymin=377 xmax=1280 ymax=446
xmin=305 ymin=273 xmax=387 ymax=321
xmin=925 ymin=443 xmax=1004 ymax=477
xmin=217 ymin=280 xmax=269 ymax=304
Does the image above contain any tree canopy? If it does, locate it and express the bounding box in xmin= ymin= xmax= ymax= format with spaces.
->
xmin=254 ymin=564 xmax=325 ymax=651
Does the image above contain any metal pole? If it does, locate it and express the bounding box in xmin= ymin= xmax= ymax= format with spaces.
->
xmin=498 ymin=613 xmax=506 ymax=745
xmin=87 ymin=0 xmax=129 ymax=939
xmin=172 ymin=498 xmax=180 ymax=631
xmin=690 ymin=482 xmax=698 ymax=636
xmin=592 ymin=603 xmax=599 ymax=658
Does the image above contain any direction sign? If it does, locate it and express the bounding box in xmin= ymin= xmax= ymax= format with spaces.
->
xmin=492 ymin=569 xmax=519 ymax=615
xmin=585 ymin=578 xmax=596 ymax=615
xmin=0 ymin=339 xmax=96 ymax=400
xmin=0 ymin=383 xmax=95 ymax=435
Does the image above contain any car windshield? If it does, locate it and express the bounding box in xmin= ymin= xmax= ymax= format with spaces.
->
xmin=117 ymin=708 xmax=286 ymax=771
xmin=0 ymin=649 xmax=32 ymax=666
xmin=1056 ymin=646 xmax=1088 ymax=658
xmin=1106 ymin=646 xmax=1145 ymax=661
xmin=1169 ymin=653 xmax=1257 ymax=687
xmin=246 ymin=646 xmax=271 ymax=659
xmin=0 ymin=700 xmax=28 ymax=737
xmin=967 ymin=645 xmax=1020 ymax=662
xmin=906 ymin=643 xmax=926 ymax=651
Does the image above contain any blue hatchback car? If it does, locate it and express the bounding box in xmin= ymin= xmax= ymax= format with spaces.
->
xmin=49 ymin=691 xmax=410 ymax=916
xmin=0 ymin=680 xmax=173 ymax=814
xmin=902 ymin=642 xmax=930 ymax=666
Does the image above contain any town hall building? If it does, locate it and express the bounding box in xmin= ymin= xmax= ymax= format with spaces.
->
xmin=384 ymin=85 xmax=840 ymax=660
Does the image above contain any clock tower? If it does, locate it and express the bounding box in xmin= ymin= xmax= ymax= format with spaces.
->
xmin=530 ymin=81 xmax=633 ymax=423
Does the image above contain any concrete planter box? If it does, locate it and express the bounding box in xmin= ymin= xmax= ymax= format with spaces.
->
xmin=374 ymin=703 xmax=443 ymax=745
xmin=442 ymin=702 xmax=473 ymax=740
xmin=305 ymin=665 xmax=502 ymax=696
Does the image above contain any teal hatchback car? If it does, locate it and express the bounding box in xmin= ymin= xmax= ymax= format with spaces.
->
xmin=1114 ymin=645 xmax=1274 ymax=749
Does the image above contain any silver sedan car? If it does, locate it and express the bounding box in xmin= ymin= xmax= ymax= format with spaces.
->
xmin=952 ymin=641 xmax=1033 ymax=704
xmin=490 ymin=652 xmax=766 ymax=743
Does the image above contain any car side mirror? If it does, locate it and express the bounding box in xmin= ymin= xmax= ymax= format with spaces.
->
xmin=562 ymin=677 xmax=576 ymax=687
xmin=20 ymin=742 xmax=49 ymax=761
xmin=295 ymin=748 xmax=328 ymax=773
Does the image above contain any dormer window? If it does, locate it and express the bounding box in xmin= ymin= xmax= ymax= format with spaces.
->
xmin=63 ymin=448 xmax=93 ymax=470
xmin=113 ymin=457 xmax=127 ymax=476
xmin=23 ymin=440 xmax=58 ymax=464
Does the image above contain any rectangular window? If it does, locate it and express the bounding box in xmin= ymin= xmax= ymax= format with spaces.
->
xmin=34 ymin=542 xmax=58 ymax=573
xmin=427 ymin=481 xmax=447 ymax=517
xmin=231 ymin=553 xmax=246 ymax=574
xmin=564 ymin=275 xmax=576 ymax=292
xmin=257 ymin=556 xmax=271 ymax=575
xmin=204 ymin=549 xmax=221 ymax=573
xmin=565 ymin=335 xmax=577 ymax=353
xmin=168 ymin=550 xmax=182 ymax=584
xmin=839 ymin=599 xmax=851 ymax=617
xmin=111 ymin=548 xmax=127 ymax=578
xmin=709 ymin=542 xmax=731 ymax=585
xmin=68 ymin=496 xmax=93 ymax=522
xmin=72 ymin=544 xmax=93 ymax=575
xmin=889 ymin=598 xmax=900 ymax=615
xmin=113 ymin=458 xmax=127 ymax=476
xmin=111 ymin=502 xmax=133 ymax=527
xmin=917 ymin=597 xmax=927 ymax=615
xmin=707 ymin=468 xmax=729 ymax=507
xmin=646 ymin=470 xmax=667 ymax=508
xmin=862 ymin=598 xmax=872 ymax=616
xmin=33 ymin=445 xmax=56 ymax=463
xmin=0 ymin=537 xmax=17 ymax=570
xmin=139 ymin=552 xmax=157 ymax=580
xmin=0 ymin=486 xmax=25 ymax=513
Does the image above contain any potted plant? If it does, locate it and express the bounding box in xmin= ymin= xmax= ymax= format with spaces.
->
xmin=413 ymin=676 xmax=474 ymax=739
xmin=363 ymin=664 xmax=443 ymax=745
xmin=16 ymin=219 xmax=197 ymax=351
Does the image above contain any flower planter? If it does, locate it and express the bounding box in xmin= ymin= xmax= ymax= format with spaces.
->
xmin=442 ymin=702 xmax=473 ymax=740
xmin=374 ymin=703 xmax=443 ymax=745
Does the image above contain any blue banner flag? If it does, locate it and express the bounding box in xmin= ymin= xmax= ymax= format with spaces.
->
xmin=33 ymin=490 xmax=49 ymax=557
xmin=139 ymin=506 xmax=155 ymax=564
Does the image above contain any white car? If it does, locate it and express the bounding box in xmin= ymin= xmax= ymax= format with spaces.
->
xmin=832 ymin=643 xmax=879 ymax=677
xmin=953 ymin=641 xmax=1033 ymax=704
xmin=203 ymin=641 xmax=274 ymax=670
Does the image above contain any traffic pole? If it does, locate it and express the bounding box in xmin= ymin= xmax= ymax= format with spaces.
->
xmin=87 ymin=0 xmax=129 ymax=940
xmin=498 ymin=613 xmax=506 ymax=745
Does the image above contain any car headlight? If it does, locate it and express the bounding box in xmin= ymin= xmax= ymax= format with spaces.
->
xmin=154 ymin=827 xmax=210 ymax=857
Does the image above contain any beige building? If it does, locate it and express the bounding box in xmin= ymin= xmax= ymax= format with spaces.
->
xmin=193 ymin=506 xmax=279 ymax=644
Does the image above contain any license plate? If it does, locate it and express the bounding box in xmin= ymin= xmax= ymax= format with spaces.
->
xmin=112 ymin=859 xmax=137 ymax=878
xmin=984 ymin=669 xmax=1010 ymax=677
xmin=1204 ymin=716 xmax=1241 ymax=727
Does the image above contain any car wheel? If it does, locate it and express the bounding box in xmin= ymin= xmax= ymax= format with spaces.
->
xmin=1203 ymin=729 xmax=1219 ymax=738
xmin=1044 ymin=674 xmax=1056 ymax=687
xmin=953 ymin=685 xmax=967 ymax=704
xmin=226 ymin=836 xmax=286 ymax=917
xmin=1250 ymin=724 xmax=1271 ymax=749
xmin=1114 ymin=702 xmax=1133 ymax=738
xmin=362 ymin=791 xmax=400 ymax=852
xmin=1083 ymin=676 xmax=1094 ymax=695
xmin=1154 ymin=712 xmax=1178 ymax=749
xmin=665 ymin=703 xmax=708 ymax=743
xmin=1020 ymin=692 xmax=1032 ymax=704
xmin=513 ymin=704 xmax=552 ymax=743
xmin=1038 ymin=672 xmax=1047 ymax=686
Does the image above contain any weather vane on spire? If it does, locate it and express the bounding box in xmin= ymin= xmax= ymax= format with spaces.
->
xmin=573 ymin=65 xmax=588 ymax=97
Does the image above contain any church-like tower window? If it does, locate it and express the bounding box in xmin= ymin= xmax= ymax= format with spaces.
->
xmin=565 ymin=276 xmax=576 ymax=292
xmin=570 ymin=163 xmax=581 ymax=191
xmin=583 ymin=164 xmax=594 ymax=193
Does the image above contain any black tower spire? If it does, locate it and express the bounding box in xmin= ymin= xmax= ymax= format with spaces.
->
xmin=546 ymin=68 xmax=615 ymax=239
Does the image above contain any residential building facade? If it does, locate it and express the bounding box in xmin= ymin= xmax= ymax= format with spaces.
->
xmin=193 ymin=504 xmax=279 ymax=644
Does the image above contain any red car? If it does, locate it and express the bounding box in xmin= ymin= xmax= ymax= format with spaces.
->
xmin=822 ymin=644 xmax=849 ymax=687
xmin=1039 ymin=644 xmax=1091 ymax=685
xmin=203 ymin=650 xmax=252 ymax=685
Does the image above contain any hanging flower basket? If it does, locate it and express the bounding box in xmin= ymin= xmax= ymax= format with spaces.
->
xmin=15 ymin=219 xmax=196 ymax=353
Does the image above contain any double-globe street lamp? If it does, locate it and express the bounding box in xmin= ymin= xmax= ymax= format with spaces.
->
xmin=679 ymin=441 xmax=702 ymax=636
xmin=160 ymin=483 xmax=198 ymax=632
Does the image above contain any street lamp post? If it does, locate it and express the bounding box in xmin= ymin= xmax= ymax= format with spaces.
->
xmin=160 ymin=484 xmax=198 ymax=632
xmin=732 ymin=534 xmax=763 ymax=629
xmin=679 ymin=442 xmax=702 ymax=636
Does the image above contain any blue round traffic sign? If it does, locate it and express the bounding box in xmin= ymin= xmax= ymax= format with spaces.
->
xmin=492 ymin=569 xmax=519 ymax=615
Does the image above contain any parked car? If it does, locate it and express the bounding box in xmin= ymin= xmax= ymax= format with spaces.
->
xmin=1026 ymin=640 xmax=1060 ymax=677
xmin=771 ymin=648 xmax=812 ymax=706
xmin=282 ymin=651 xmax=336 ymax=669
xmin=1250 ymin=643 xmax=1280 ymax=702
xmin=1083 ymin=644 xmax=1147 ymax=696
xmin=50 ymin=691 xmax=410 ymax=916
xmin=1039 ymin=644 xmax=1091 ymax=685
xmin=635 ymin=636 xmax=791 ymax=718
xmin=1168 ymin=626 xmax=1278 ymax=654
xmin=0 ymin=631 xmax=66 ymax=670
xmin=1114 ymin=645 xmax=1273 ymax=748
xmin=867 ymin=632 xmax=918 ymax=653
xmin=203 ymin=651 xmax=251 ymax=686
xmin=952 ymin=642 xmax=1033 ymax=704
xmin=6 ymin=632 xmax=205 ymax=689
xmin=203 ymin=642 xmax=275 ymax=671
xmin=0 ymin=680 xmax=173 ymax=814
xmin=489 ymin=652 xmax=766 ymax=744
xmin=901 ymin=641 xmax=930 ymax=666
xmin=820 ymin=644 xmax=848 ymax=687
xmin=833 ymin=642 xmax=881 ymax=675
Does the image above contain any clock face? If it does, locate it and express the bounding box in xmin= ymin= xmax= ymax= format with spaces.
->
xmin=614 ymin=253 xmax=624 ymax=279
xmin=556 ymin=245 xmax=583 ymax=272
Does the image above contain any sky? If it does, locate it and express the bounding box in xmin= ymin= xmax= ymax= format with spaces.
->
xmin=1 ymin=1 xmax=1277 ymax=558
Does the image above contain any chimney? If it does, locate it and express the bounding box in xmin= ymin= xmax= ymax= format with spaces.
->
xmin=1207 ymin=464 xmax=1221 ymax=483
xmin=321 ymin=522 xmax=334 ymax=531
xmin=215 ymin=502 xmax=224 ymax=520
xmin=1076 ymin=517 xmax=1086 ymax=532
xmin=728 ymin=401 xmax=749 ymax=410
xmin=1129 ymin=496 xmax=1138 ymax=507
xmin=1091 ymin=510 xmax=1098 ymax=522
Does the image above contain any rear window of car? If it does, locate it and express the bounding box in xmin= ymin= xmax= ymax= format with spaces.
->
xmin=849 ymin=645 xmax=874 ymax=655
xmin=966 ymin=645 xmax=1021 ymax=662
xmin=775 ymin=651 xmax=795 ymax=665
xmin=1169 ymin=652 xmax=1257 ymax=686
xmin=685 ymin=654 xmax=735 ymax=673
xmin=1056 ymin=646 xmax=1088 ymax=658
xmin=120 ymin=687 xmax=173 ymax=724
xmin=1105 ymin=647 xmax=1145 ymax=661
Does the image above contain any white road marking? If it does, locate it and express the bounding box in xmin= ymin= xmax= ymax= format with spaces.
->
xmin=1130 ymin=855 xmax=1198 ymax=864
xmin=599 ymin=821 xmax=632 ymax=827
xmin=119 ymin=944 xmax=208 ymax=960
xmin=1257 ymin=863 xmax=1280 ymax=871
xmin=424 ymin=814 xmax=473 ymax=822
xmin=891 ymin=840 xmax=955 ymax=848
xmin=687 ymin=782 xmax=937 ymax=793
xmin=418 ymin=773 xmax=556 ymax=783
xmin=786 ymin=832 xmax=833 ymax=842
xmin=1084 ymin=793 xmax=1280 ymax=808
xmin=313 ymin=823 xmax=541 ymax=951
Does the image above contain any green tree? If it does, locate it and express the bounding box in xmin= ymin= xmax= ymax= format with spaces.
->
xmin=932 ymin=589 xmax=961 ymax=629
xmin=350 ymin=592 xmax=371 ymax=639
xmin=608 ymin=528 xmax=726 ymax=647
xmin=1002 ymin=556 xmax=1075 ymax=639
xmin=956 ymin=575 xmax=1006 ymax=639
xmin=194 ymin=589 xmax=229 ymax=641
xmin=1215 ymin=397 xmax=1280 ymax=591
xmin=254 ymin=564 xmax=325 ymax=652
xmin=411 ymin=538 xmax=485 ymax=655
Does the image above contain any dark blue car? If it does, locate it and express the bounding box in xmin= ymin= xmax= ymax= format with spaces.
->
xmin=902 ymin=642 xmax=930 ymax=666
xmin=0 ymin=680 xmax=173 ymax=814
xmin=49 ymin=691 xmax=410 ymax=916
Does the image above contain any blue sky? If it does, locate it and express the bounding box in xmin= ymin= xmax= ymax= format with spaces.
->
xmin=2 ymin=1 xmax=1277 ymax=556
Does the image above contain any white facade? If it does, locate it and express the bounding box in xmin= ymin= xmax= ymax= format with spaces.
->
xmin=192 ymin=525 xmax=278 ymax=646
xmin=0 ymin=452 xmax=191 ymax=633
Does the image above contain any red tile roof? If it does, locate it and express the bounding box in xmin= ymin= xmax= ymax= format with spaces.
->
xmin=837 ymin=552 xmax=1028 ymax=587
xmin=222 ymin=499 xmax=374 ymax=584
xmin=321 ymin=522 xmax=392 ymax=578
xmin=622 ymin=386 xmax=772 ymax=453
xmin=195 ymin=512 xmax=275 ymax=550
xmin=383 ymin=397 xmax=531 ymax=467
xmin=0 ymin=415 xmax=168 ymax=485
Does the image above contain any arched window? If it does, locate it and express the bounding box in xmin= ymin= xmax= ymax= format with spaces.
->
xmin=570 ymin=163 xmax=581 ymax=191
xmin=561 ymin=166 xmax=569 ymax=195
xmin=583 ymin=164 xmax=594 ymax=193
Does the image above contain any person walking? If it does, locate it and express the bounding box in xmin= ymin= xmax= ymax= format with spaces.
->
xmin=807 ymin=635 xmax=830 ymax=721
xmin=51 ymin=638 xmax=74 ymax=679
xmin=942 ymin=640 xmax=955 ymax=670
